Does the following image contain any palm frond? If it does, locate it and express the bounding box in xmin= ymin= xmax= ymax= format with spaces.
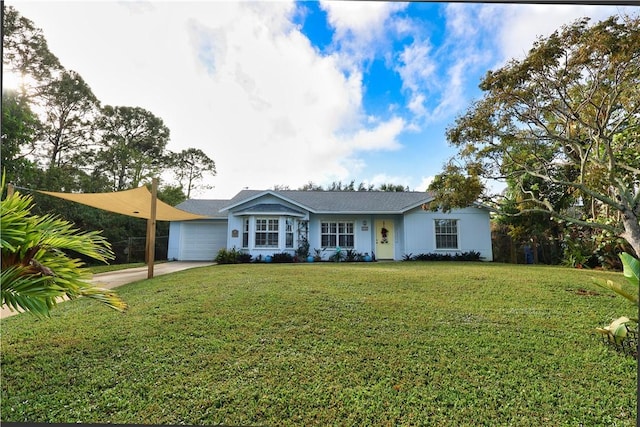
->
xmin=1 ymin=183 xmax=126 ymax=317
xmin=1 ymin=266 xmax=62 ymax=317
xmin=620 ymin=252 xmax=639 ymax=287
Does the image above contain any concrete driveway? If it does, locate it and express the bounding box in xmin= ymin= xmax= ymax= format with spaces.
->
xmin=90 ymin=261 xmax=214 ymax=290
xmin=0 ymin=261 xmax=214 ymax=319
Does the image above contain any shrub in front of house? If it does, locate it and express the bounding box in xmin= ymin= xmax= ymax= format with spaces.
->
xmin=237 ymin=252 xmax=253 ymax=263
xmin=215 ymin=248 xmax=252 ymax=264
xmin=326 ymin=249 xmax=371 ymax=262
xmin=403 ymin=251 xmax=481 ymax=262
xmin=343 ymin=249 xmax=363 ymax=262
xmin=269 ymin=252 xmax=295 ymax=263
xmin=328 ymin=250 xmax=345 ymax=262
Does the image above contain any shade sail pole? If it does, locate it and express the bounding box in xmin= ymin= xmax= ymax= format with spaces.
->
xmin=146 ymin=178 xmax=158 ymax=279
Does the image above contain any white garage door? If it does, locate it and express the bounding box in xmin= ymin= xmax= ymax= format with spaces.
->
xmin=180 ymin=221 xmax=227 ymax=261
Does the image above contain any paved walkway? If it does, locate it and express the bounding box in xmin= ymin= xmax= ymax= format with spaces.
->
xmin=0 ymin=261 xmax=214 ymax=319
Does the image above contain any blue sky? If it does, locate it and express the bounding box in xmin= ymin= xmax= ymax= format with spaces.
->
xmin=5 ymin=1 xmax=635 ymax=198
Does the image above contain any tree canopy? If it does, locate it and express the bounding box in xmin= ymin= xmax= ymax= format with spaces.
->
xmin=428 ymin=15 xmax=640 ymax=256
xmin=2 ymin=5 xmax=217 ymax=201
xmin=167 ymin=148 xmax=216 ymax=198
xmin=289 ymin=180 xmax=409 ymax=192
xmin=1 ymin=5 xmax=218 ymax=263
xmin=94 ymin=105 xmax=171 ymax=191
xmin=2 ymin=4 xmax=62 ymax=98
xmin=1 ymin=89 xmax=39 ymax=182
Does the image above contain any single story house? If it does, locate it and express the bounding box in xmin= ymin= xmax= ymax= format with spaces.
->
xmin=168 ymin=189 xmax=493 ymax=262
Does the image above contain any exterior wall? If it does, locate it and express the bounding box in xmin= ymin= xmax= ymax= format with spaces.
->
xmin=226 ymin=195 xmax=310 ymax=259
xmin=228 ymin=214 xmax=373 ymax=261
xmin=167 ymin=222 xmax=182 ymax=260
xmin=227 ymin=215 xmax=308 ymax=260
xmin=226 ymin=210 xmax=403 ymax=260
xmin=394 ymin=216 xmax=405 ymax=260
xmin=305 ymin=214 xmax=407 ymax=260
xmin=307 ymin=214 xmax=377 ymax=260
xmin=169 ymin=195 xmax=493 ymax=262
xmin=403 ymin=206 xmax=493 ymax=261
xmin=229 ymin=216 xmax=299 ymax=260
xmin=226 ymin=214 xmax=245 ymax=251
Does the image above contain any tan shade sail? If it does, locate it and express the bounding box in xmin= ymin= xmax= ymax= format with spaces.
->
xmin=38 ymin=186 xmax=209 ymax=221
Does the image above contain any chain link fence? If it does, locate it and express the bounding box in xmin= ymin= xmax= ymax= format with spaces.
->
xmin=111 ymin=236 xmax=168 ymax=264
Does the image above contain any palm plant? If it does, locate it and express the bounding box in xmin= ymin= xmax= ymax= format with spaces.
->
xmin=593 ymin=252 xmax=639 ymax=352
xmin=1 ymin=183 xmax=127 ymax=317
xmin=594 ymin=253 xmax=640 ymax=313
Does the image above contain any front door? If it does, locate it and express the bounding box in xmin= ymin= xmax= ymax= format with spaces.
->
xmin=375 ymin=220 xmax=394 ymax=260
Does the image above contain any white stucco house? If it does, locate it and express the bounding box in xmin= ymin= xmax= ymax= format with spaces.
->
xmin=167 ymin=189 xmax=493 ymax=262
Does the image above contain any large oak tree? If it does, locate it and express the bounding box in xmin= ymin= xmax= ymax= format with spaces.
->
xmin=429 ymin=15 xmax=640 ymax=256
xmin=94 ymin=106 xmax=171 ymax=191
xmin=1 ymin=90 xmax=40 ymax=186
xmin=39 ymin=70 xmax=100 ymax=170
xmin=167 ymin=148 xmax=216 ymax=198
xmin=2 ymin=5 xmax=62 ymax=99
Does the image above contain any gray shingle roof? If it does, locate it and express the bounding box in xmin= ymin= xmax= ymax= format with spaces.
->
xmin=171 ymin=189 xmax=491 ymax=219
xmin=235 ymin=203 xmax=306 ymax=216
xmin=225 ymin=190 xmax=434 ymax=214
xmin=175 ymin=199 xmax=229 ymax=218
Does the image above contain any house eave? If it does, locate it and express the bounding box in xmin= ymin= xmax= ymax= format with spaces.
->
xmin=234 ymin=210 xmax=307 ymax=217
xmin=399 ymin=198 xmax=435 ymax=213
xmin=471 ymin=201 xmax=493 ymax=211
xmin=312 ymin=210 xmax=405 ymax=215
xmin=219 ymin=190 xmax=313 ymax=213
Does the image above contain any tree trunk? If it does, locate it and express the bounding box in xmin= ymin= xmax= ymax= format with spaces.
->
xmin=620 ymin=206 xmax=640 ymax=258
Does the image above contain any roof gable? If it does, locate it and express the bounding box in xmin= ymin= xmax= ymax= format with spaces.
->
xmin=222 ymin=190 xmax=434 ymax=214
xmin=234 ymin=203 xmax=306 ymax=216
xmin=220 ymin=190 xmax=311 ymax=213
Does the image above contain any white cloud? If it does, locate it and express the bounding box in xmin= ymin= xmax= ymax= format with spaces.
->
xmin=431 ymin=3 xmax=629 ymax=124
xmin=428 ymin=52 xmax=487 ymax=122
xmin=343 ymin=116 xmax=405 ymax=151
xmin=7 ymin=1 xmax=411 ymax=198
xmin=416 ymin=176 xmax=435 ymax=192
xmin=320 ymin=1 xmax=407 ymax=41
xmin=393 ymin=39 xmax=438 ymax=122
xmin=396 ymin=41 xmax=436 ymax=93
xmin=444 ymin=3 xmax=480 ymax=38
xmin=471 ymin=4 xmax=637 ymax=64
xmin=319 ymin=0 xmax=408 ymax=70
xmin=496 ymin=5 xmax=587 ymax=60
xmin=407 ymin=93 xmax=426 ymax=117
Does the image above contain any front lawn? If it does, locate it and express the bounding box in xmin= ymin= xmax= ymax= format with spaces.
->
xmin=1 ymin=262 xmax=636 ymax=425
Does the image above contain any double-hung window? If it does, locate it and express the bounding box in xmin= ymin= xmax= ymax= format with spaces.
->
xmin=285 ymin=218 xmax=294 ymax=248
xmin=242 ymin=218 xmax=249 ymax=248
xmin=321 ymin=221 xmax=354 ymax=248
xmin=255 ymin=218 xmax=279 ymax=247
xmin=435 ymin=219 xmax=458 ymax=249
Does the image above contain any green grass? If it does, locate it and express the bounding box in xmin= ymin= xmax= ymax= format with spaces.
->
xmin=1 ymin=262 xmax=636 ymax=426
